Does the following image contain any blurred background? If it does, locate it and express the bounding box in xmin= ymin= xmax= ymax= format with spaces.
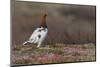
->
xmin=11 ymin=0 xmax=96 ymax=45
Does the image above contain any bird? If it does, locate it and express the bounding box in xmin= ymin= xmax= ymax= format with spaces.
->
xmin=23 ymin=13 xmax=48 ymax=48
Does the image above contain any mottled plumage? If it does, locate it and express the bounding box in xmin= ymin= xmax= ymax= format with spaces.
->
xmin=23 ymin=14 xmax=48 ymax=48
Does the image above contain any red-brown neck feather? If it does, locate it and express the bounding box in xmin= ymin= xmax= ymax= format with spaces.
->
xmin=40 ymin=14 xmax=47 ymax=28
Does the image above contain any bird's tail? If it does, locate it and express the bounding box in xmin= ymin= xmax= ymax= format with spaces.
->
xmin=23 ymin=41 xmax=31 ymax=45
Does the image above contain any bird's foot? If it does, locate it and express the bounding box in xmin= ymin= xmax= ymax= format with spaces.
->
xmin=37 ymin=45 xmax=40 ymax=48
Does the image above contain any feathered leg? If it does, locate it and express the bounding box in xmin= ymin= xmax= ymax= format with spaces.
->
xmin=37 ymin=42 xmax=42 ymax=48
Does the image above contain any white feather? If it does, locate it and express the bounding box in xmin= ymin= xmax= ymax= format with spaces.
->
xmin=23 ymin=27 xmax=48 ymax=48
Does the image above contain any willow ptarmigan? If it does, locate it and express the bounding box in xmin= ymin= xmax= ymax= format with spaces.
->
xmin=23 ymin=14 xmax=48 ymax=48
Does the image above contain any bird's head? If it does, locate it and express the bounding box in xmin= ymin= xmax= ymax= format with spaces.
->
xmin=40 ymin=13 xmax=48 ymax=28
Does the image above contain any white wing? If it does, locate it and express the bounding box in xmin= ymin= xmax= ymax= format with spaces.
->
xmin=28 ymin=28 xmax=40 ymax=43
xmin=23 ymin=28 xmax=48 ymax=46
xmin=23 ymin=28 xmax=39 ymax=45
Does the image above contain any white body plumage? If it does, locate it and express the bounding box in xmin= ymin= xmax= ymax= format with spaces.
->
xmin=23 ymin=27 xmax=48 ymax=47
xmin=23 ymin=13 xmax=48 ymax=48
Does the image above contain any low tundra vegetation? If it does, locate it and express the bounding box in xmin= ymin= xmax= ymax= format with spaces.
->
xmin=11 ymin=43 xmax=96 ymax=65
